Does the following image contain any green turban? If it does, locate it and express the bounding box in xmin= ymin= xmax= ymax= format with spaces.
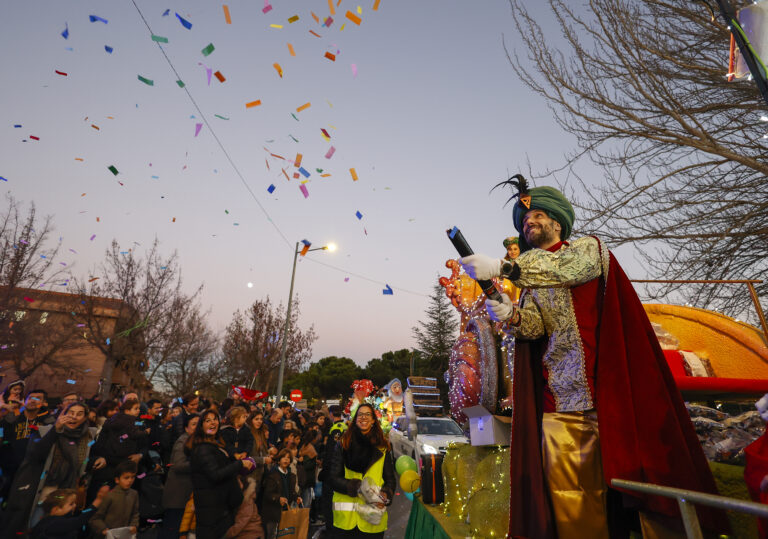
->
xmin=512 ymin=186 xmax=575 ymax=240
xmin=502 ymin=237 xmax=518 ymax=248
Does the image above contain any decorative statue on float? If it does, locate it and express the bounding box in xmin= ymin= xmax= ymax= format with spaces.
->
xmin=440 ymin=237 xmax=521 ymax=423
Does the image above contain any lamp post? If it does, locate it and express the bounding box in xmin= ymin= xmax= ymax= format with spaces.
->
xmin=274 ymin=241 xmax=335 ymax=401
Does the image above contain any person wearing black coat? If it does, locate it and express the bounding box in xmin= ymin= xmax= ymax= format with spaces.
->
xmin=187 ymin=410 xmax=254 ymax=539
xmin=219 ymin=405 xmax=254 ymax=458
xmin=261 ymin=448 xmax=301 ymax=539
xmin=86 ymin=399 xmax=148 ymax=503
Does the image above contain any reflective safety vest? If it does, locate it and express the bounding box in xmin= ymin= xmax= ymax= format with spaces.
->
xmin=332 ymin=451 xmax=388 ymax=533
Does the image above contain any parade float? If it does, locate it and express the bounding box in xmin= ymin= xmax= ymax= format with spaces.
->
xmin=403 ymin=258 xmax=768 ymax=538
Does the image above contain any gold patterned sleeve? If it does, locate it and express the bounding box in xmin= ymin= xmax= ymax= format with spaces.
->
xmin=513 ymin=236 xmax=602 ymax=289
xmin=505 ymin=293 xmax=545 ymax=340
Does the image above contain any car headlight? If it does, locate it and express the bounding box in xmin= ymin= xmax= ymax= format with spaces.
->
xmin=422 ymin=444 xmax=439 ymax=454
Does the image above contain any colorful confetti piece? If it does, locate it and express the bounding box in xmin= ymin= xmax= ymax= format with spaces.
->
xmin=383 ymin=284 xmax=393 ymax=295
xmin=201 ymin=43 xmax=215 ymax=56
xmin=273 ymin=63 xmax=283 ymax=78
xmin=108 ymin=165 xmax=118 ymax=175
xmin=287 ymin=43 xmax=296 ymax=56
xmin=176 ymin=13 xmax=192 ymax=29
xmin=325 ymin=146 xmax=336 ymax=159
xmin=355 ymin=211 xmax=363 ymax=220
xmin=350 ymin=168 xmax=358 ymax=181
xmin=288 ymin=15 xmax=299 ymax=23
xmin=214 ymin=70 xmax=226 ymax=82
xmin=299 ymin=184 xmax=309 ymax=198
xmin=345 ymin=11 xmax=361 ymax=25
xmin=89 ymin=15 xmax=108 ymax=24
xmin=55 ymin=70 xmax=67 ymax=76
xmin=373 ymin=0 xmax=381 ymax=10
xmin=351 ymin=63 xmax=358 ymax=77
xmin=295 ymin=153 xmax=303 ymax=167
xmin=151 ymin=35 xmax=169 ymax=43
xmin=267 ymin=184 xmax=276 ymax=193
xmin=105 ymin=45 xmax=113 ymax=54
xmin=245 ymin=100 xmax=262 ymax=108
xmin=176 ymin=80 xmax=185 ymax=87
xmin=324 ymin=52 xmax=336 ymax=61
xmin=270 ymin=24 xmax=283 ymax=29
xmin=138 ymin=75 xmax=154 ymax=86
xmin=263 ymin=1 xmax=273 ymax=14
xmin=223 ymin=5 xmax=232 ymax=24
xmin=61 ymin=24 xmax=69 ymax=39
xmin=194 ymin=123 xmax=202 ymax=137
xmin=298 ymin=167 xmax=310 ymax=178
xmin=296 ymin=102 xmax=311 ymax=112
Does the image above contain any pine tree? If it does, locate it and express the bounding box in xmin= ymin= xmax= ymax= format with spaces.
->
xmin=412 ymin=281 xmax=459 ymax=402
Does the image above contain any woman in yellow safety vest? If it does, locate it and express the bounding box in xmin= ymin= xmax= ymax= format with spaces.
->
xmin=329 ymin=403 xmax=396 ymax=538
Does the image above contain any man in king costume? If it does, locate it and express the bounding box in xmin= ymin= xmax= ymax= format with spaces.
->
xmin=460 ymin=177 xmax=728 ymax=539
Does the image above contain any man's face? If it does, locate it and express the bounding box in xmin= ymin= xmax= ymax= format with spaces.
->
xmin=149 ymin=402 xmax=163 ymax=417
xmin=61 ymin=394 xmax=79 ymax=409
xmin=506 ymin=243 xmax=520 ymax=260
xmin=271 ymin=410 xmax=282 ymax=423
xmin=187 ymin=398 xmax=200 ymax=413
xmin=25 ymin=393 xmax=45 ymax=411
xmin=523 ymin=210 xmax=561 ymax=248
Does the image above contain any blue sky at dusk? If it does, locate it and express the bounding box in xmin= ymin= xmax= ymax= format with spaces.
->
xmin=1 ymin=1 xmax=640 ymax=368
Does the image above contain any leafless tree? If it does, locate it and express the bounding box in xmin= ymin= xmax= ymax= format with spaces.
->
xmin=222 ymin=296 xmax=316 ymax=394
xmin=72 ymin=239 xmax=202 ymax=397
xmin=506 ymin=0 xmax=767 ymax=319
xmin=0 ymin=196 xmax=82 ymax=379
xmin=156 ymin=307 xmax=220 ymax=396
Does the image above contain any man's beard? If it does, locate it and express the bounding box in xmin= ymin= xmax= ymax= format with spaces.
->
xmin=524 ymin=221 xmax=558 ymax=248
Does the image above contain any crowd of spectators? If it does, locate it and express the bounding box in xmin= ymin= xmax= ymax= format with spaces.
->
xmin=0 ymin=380 xmax=353 ymax=539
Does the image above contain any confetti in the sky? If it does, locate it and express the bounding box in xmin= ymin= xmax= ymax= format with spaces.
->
xmin=89 ymin=15 xmax=108 ymax=24
xmin=299 ymin=184 xmax=309 ymax=198
xmin=350 ymin=168 xmax=359 ymax=181
xmin=288 ymin=15 xmax=299 ymax=23
xmin=356 ymin=211 xmax=363 ymax=220
xmin=214 ymin=71 xmax=225 ymax=83
xmin=194 ymin=123 xmax=202 ymax=137
xmin=298 ymin=167 xmax=310 ymax=178
xmin=287 ymin=43 xmax=295 ymax=56
xmin=151 ymin=35 xmax=169 ymax=43
xmin=223 ymin=5 xmax=232 ymax=24
xmin=176 ymin=13 xmax=192 ymax=29
xmin=325 ymin=146 xmax=336 ymax=159
xmin=263 ymin=1 xmax=273 ymax=14
xmin=383 ymin=284 xmax=393 ymax=295
xmin=137 ymin=75 xmax=154 ymax=86
xmin=296 ymin=102 xmax=311 ymax=113
xmin=105 ymin=45 xmax=113 ymax=54
xmin=108 ymin=165 xmax=118 ymax=175
xmin=351 ymin=63 xmax=358 ymax=77
xmin=201 ymin=43 xmax=215 ymax=56
xmin=245 ymin=100 xmax=262 ymax=108
xmin=55 ymin=70 xmax=67 ymax=76
xmin=61 ymin=23 xmax=69 ymax=39
xmin=267 ymin=184 xmax=276 ymax=193
xmin=345 ymin=11 xmax=362 ymax=25
xmin=273 ymin=63 xmax=283 ymax=78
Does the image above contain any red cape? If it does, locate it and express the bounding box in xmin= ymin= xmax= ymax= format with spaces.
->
xmin=508 ymin=251 xmax=729 ymax=538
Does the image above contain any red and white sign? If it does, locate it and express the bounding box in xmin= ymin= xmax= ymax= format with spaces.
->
xmin=289 ymin=389 xmax=303 ymax=402
xmin=231 ymin=385 xmax=268 ymax=401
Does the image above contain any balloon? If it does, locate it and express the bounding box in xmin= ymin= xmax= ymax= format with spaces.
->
xmin=396 ymin=455 xmax=418 ymax=476
xmin=405 ymin=492 xmax=414 ymax=501
xmin=399 ymin=469 xmax=421 ymax=493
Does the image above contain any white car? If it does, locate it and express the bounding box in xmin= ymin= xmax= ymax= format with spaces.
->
xmin=389 ymin=416 xmax=469 ymax=464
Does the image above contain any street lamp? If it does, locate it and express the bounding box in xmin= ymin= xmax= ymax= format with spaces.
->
xmin=274 ymin=241 xmax=335 ymax=400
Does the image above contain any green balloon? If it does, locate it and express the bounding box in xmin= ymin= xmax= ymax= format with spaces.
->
xmin=396 ymin=455 xmax=418 ymax=475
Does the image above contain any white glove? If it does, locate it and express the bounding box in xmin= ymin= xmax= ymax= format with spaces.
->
xmin=459 ymin=254 xmax=502 ymax=281
xmin=486 ymin=294 xmax=515 ymax=322
xmin=756 ymin=393 xmax=768 ymax=422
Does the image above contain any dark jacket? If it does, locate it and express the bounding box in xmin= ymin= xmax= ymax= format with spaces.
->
xmin=162 ymin=433 xmax=193 ymax=509
xmin=190 ymin=440 xmax=245 ymax=539
xmin=0 ymin=410 xmax=55 ymax=475
xmin=30 ymin=505 xmax=98 ymax=539
xmin=266 ymin=418 xmax=283 ymax=448
xmin=220 ymin=425 xmax=255 ymax=457
xmin=91 ymin=412 xmax=148 ymax=467
xmin=329 ymin=442 xmax=395 ymax=503
xmin=260 ymin=468 xmax=298 ymax=525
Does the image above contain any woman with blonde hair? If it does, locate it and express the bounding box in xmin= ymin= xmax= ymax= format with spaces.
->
xmin=246 ymin=410 xmax=272 ymax=492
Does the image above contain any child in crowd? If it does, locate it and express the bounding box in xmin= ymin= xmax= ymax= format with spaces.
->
xmin=261 ymin=449 xmax=301 ymax=539
xmin=31 ymin=487 xmax=107 ymax=539
xmin=90 ymin=460 xmax=140 ymax=537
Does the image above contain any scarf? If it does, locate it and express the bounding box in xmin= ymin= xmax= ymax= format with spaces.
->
xmin=343 ymin=428 xmax=377 ymax=474
xmin=46 ymin=421 xmax=91 ymax=488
